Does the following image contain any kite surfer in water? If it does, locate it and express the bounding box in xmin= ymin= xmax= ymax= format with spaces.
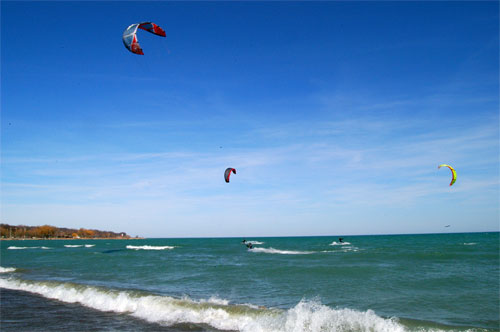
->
xmin=338 ymin=237 xmax=344 ymax=243
xmin=246 ymin=242 xmax=253 ymax=249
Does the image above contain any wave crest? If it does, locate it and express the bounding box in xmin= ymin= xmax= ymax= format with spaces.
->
xmin=244 ymin=240 xmax=264 ymax=245
xmin=0 ymin=278 xmax=409 ymax=332
xmin=7 ymin=246 xmax=51 ymax=250
xmin=126 ymin=245 xmax=175 ymax=250
xmin=250 ymin=247 xmax=314 ymax=255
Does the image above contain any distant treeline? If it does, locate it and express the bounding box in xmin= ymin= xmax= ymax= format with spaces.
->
xmin=0 ymin=224 xmax=131 ymax=239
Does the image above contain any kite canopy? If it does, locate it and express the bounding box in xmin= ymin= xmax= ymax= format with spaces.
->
xmin=122 ymin=22 xmax=166 ymax=55
xmin=438 ymin=164 xmax=457 ymax=186
xmin=224 ymin=168 xmax=236 ymax=183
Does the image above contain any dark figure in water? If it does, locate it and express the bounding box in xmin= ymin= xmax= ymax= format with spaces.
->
xmin=246 ymin=243 xmax=253 ymax=249
xmin=338 ymin=237 xmax=344 ymax=243
xmin=242 ymin=239 xmax=246 ymax=243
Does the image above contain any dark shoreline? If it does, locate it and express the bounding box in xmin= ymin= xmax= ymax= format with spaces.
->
xmin=0 ymin=237 xmax=144 ymax=241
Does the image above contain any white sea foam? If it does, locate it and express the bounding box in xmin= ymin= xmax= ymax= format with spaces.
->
xmin=250 ymin=247 xmax=314 ymax=255
xmin=196 ymin=295 xmax=230 ymax=306
xmin=0 ymin=266 xmax=16 ymax=273
xmin=463 ymin=243 xmax=477 ymax=246
xmin=126 ymin=245 xmax=175 ymax=250
xmin=245 ymin=240 xmax=264 ymax=245
xmin=7 ymin=246 xmax=51 ymax=250
xmin=64 ymin=244 xmax=95 ymax=248
xmin=321 ymin=248 xmax=359 ymax=254
xmin=0 ymin=278 xmax=410 ymax=332
xmin=338 ymin=247 xmax=359 ymax=252
xmin=329 ymin=241 xmax=351 ymax=246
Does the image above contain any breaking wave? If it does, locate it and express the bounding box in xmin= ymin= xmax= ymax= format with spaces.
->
xmin=64 ymin=244 xmax=95 ymax=248
xmin=0 ymin=266 xmax=16 ymax=273
xmin=250 ymin=247 xmax=314 ymax=255
xmin=126 ymin=245 xmax=175 ymax=250
xmin=0 ymin=277 xmax=410 ymax=332
xmin=244 ymin=240 xmax=264 ymax=245
xmin=329 ymin=241 xmax=351 ymax=246
xmin=7 ymin=246 xmax=51 ymax=250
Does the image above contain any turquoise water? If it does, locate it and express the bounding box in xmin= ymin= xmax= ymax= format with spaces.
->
xmin=1 ymin=233 xmax=498 ymax=331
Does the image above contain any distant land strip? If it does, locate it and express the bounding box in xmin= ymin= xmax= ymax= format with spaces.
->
xmin=0 ymin=224 xmax=140 ymax=240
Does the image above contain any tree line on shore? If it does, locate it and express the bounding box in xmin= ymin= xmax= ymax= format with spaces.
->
xmin=0 ymin=223 xmax=131 ymax=239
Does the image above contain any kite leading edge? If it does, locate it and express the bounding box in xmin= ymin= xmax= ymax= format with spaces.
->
xmin=122 ymin=22 xmax=166 ymax=55
xmin=438 ymin=164 xmax=457 ymax=186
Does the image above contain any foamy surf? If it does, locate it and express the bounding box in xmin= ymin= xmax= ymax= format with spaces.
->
xmin=7 ymin=246 xmax=51 ymax=250
xmin=64 ymin=244 xmax=95 ymax=248
xmin=244 ymin=240 xmax=264 ymax=245
xmin=250 ymin=247 xmax=314 ymax=255
xmin=328 ymin=242 xmax=360 ymax=252
xmin=0 ymin=277 xmax=410 ymax=332
xmin=126 ymin=245 xmax=175 ymax=250
xmin=0 ymin=266 xmax=16 ymax=273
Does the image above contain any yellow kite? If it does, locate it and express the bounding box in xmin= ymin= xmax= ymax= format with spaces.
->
xmin=438 ymin=164 xmax=457 ymax=186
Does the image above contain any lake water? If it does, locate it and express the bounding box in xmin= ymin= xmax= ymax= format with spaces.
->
xmin=1 ymin=232 xmax=498 ymax=331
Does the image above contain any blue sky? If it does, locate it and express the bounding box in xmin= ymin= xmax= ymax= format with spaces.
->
xmin=1 ymin=1 xmax=498 ymax=238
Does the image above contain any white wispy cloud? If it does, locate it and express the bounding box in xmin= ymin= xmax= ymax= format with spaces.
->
xmin=2 ymin=87 xmax=498 ymax=236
